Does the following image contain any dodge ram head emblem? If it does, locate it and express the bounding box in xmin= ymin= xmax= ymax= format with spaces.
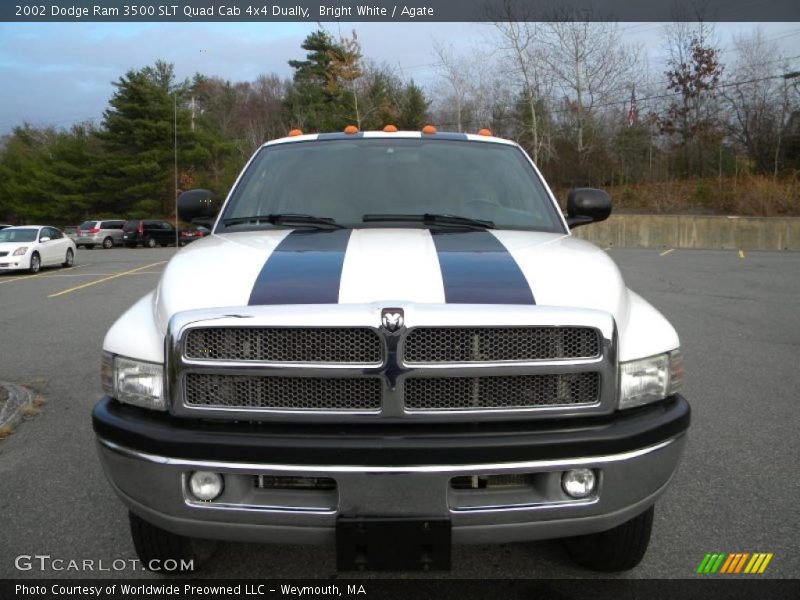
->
xmin=381 ymin=308 xmax=404 ymax=332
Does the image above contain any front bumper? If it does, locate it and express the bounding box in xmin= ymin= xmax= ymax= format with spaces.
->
xmin=93 ymin=395 xmax=689 ymax=545
xmin=0 ymin=252 xmax=31 ymax=271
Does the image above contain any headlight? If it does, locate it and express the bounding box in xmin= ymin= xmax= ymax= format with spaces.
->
xmin=12 ymin=247 xmax=28 ymax=256
xmin=102 ymin=353 xmax=166 ymax=411
xmin=619 ymin=349 xmax=683 ymax=410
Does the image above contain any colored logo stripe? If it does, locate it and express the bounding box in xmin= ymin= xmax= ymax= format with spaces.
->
xmin=248 ymin=229 xmax=352 ymax=305
xmin=697 ymin=553 xmax=726 ymax=573
xmin=697 ymin=552 xmax=773 ymax=574
xmin=431 ymin=230 xmax=535 ymax=304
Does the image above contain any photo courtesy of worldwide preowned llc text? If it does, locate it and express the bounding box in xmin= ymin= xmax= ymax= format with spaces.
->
xmin=0 ymin=1 xmax=798 ymax=599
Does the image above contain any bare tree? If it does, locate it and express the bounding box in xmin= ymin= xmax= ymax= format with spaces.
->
xmin=492 ymin=11 xmax=551 ymax=163
xmin=328 ymin=29 xmax=363 ymax=128
xmin=432 ymin=43 xmax=474 ymax=132
xmin=238 ymin=75 xmax=291 ymax=153
xmin=660 ymin=21 xmax=724 ymax=176
xmin=540 ymin=20 xmax=640 ymax=164
xmin=721 ymin=29 xmax=788 ymax=174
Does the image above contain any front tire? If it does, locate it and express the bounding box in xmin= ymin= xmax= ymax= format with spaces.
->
xmin=128 ymin=511 xmax=216 ymax=573
xmin=62 ymin=248 xmax=74 ymax=268
xmin=29 ymin=252 xmax=41 ymax=274
xmin=145 ymin=237 xmax=157 ymax=248
xmin=102 ymin=237 xmax=114 ymax=249
xmin=563 ymin=505 xmax=654 ymax=572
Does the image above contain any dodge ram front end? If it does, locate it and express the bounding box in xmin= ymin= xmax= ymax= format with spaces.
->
xmin=93 ymin=130 xmax=689 ymax=572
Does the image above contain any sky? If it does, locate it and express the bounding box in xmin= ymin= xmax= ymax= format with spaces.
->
xmin=0 ymin=21 xmax=798 ymax=135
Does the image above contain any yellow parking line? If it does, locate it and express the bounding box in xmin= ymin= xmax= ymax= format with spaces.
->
xmin=660 ymin=248 xmax=675 ymax=256
xmin=739 ymin=249 xmax=745 ymax=259
xmin=0 ymin=263 xmax=89 ymax=285
xmin=32 ymin=272 xmax=165 ymax=277
xmin=48 ymin=262 xmax=165 ymax=298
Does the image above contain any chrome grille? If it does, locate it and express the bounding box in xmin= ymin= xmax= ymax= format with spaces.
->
xmin=184 ymin=327 xmax=382 ymax=363
xmin=404 ymin=372 xmax=600 ymax=411
xmin=184 ymin=373 xmax=382 ymax=411
xmin=169 ymin=307 xmax=616 ymax=422
xmin=404 ymin=327 xmax=600 ymax=363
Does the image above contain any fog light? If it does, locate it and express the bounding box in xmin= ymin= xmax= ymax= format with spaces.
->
xmin=561 ymin=469 xmax=596 ymax=498
xmin=188 ymin=471 xmax=224 ymax=501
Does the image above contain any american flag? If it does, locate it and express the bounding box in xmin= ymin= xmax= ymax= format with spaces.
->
xmin=628 ymin=85 xmax=637 ymax=127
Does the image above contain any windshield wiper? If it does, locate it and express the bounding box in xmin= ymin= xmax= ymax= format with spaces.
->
xmin=362 ymin=213 xmax=494 ymax=230
xmin=222 ymin=213 xmax=343 ymax=229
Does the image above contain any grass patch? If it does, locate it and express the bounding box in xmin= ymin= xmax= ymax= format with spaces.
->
xmin=0 ymin=385 xmax=46 ymax=440
xmin=556 ymin=174 xmax=800 ymax=216
xmin=20 ymin=405 xmax=40 ymax=418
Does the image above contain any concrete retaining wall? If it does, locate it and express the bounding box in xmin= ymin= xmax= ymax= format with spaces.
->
xmin=572 ymin=215 xmax=800 ymax=251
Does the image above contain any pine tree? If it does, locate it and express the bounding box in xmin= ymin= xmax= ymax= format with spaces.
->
xmin=96 ymin=60 xmax=205 ymax=217
xmin=48 ymin=124 xmax=100 ymax=221
xmin=0 ymin=124 xmax=99 ymax=223
xmin=398 ymin=81 xmax=430 ymax=130
xmin=0 ymin=125 xmax=51 ymax=222
xmin=287 ymin=30 xmax=362 ymax=132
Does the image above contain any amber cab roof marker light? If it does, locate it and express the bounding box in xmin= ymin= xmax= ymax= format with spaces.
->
xmin=478 ymin=128 xmax=492 ymax=137
xmin=344 ymin=125 xmax=359 ymax=135
xmin=287 ymin=128 xmax=303 ymax=137
xmin=422 ymin=124 xmax=437 ymax=135
xmin=383 ymin=124 xmax=398 ymax=132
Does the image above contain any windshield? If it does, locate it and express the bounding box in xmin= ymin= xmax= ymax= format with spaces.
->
xmin=218 ymin=139 xmax=565 ymax=233
xmin=0 ymin=228 xmax=37 ymax=242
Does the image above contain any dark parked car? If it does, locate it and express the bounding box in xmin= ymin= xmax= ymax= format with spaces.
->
xmin=122 ymin=220 xmax=177 ymax=248
xmin=179 ymin=225 xmax=210 ymax=246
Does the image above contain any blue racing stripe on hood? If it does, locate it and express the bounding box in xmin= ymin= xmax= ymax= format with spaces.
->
xmin=431 ymin=230 xmax=535 ymax=304
xmin=248 ymin=229 xmax=352 ymax=305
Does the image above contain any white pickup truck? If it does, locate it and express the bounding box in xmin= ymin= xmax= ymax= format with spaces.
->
xmin=93 ymin=128 xmax=689 ymax=573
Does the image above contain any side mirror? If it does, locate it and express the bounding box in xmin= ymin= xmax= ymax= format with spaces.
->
xmin=178 ymin=189 xmax=218 ymax=228
xmin=566 ymin=188 xmax=612 ymax=228
xmin=40 ymin=236 xmax=51 ymax=242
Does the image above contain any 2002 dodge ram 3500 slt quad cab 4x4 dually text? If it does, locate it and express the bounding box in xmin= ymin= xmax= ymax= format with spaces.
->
xmin=93 ymin=128 xmax=689 ymax=573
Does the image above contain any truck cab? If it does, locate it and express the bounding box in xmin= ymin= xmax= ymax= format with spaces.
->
xmin=93 ymin=128 xmax=688 ymax=572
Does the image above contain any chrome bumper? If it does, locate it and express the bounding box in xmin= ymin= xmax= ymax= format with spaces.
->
xmin=96 ymin=433 xmax=686 ymax=546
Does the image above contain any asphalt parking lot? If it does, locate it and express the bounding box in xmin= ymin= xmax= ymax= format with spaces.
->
xmin=0 ymin=245 xmax=798 ymax=580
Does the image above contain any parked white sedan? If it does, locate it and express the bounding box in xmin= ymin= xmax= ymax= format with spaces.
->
xmin=0 ymin=226 xmax=76 ymax=273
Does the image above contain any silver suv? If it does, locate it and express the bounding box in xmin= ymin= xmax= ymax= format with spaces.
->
xmin=76 ymin=220 xmax=125 ymax=249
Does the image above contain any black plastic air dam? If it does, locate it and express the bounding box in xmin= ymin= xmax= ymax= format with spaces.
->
xmin=92 ymin=395 xmax=689 ymax=466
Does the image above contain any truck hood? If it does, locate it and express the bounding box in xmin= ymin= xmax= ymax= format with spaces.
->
xmin=154 ymin=228 xmax=629 ymax=328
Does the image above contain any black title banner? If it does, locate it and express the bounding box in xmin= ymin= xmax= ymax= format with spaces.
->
xmin=4 ymin=0 xmax=800 ymax=22
xmin=4 ymin=579 xmax=800 ymax=600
